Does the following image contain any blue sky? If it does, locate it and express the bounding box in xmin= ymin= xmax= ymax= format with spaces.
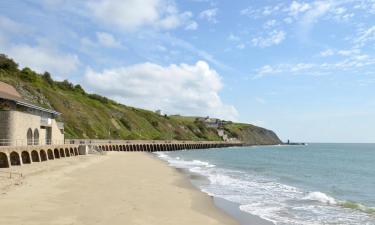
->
xmin=1 ymin=0 xmax=375 ymax=143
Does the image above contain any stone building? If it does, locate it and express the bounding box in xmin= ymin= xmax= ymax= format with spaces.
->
xmin=197 ymin=116 xmax=223 ymax=128
xmin=0 ymin=81 xmax=64 ymax=146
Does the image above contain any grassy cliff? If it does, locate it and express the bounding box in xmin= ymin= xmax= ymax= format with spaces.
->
xmin=0 ymin=54 xmax=281 ymax=144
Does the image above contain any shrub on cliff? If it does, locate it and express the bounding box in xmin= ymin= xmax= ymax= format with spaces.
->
xmin=56 ymin=80 xmax=75 ymax=90
xmin=88 ymin=94 xmax=110 ymax=104
xmin=42 ymin=72 xmax=54 ymax=86
xmin=20 ymin=67 xmax=38 ymax=83
xmin=0 ymin=54 xmax=18 ymax=71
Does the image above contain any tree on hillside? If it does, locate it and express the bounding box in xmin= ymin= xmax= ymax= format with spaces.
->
xmin=20 ymin=67 xmax=38 ymax=82
xmin=42 ymin=72 xmax=54 ymax=86
xmin=57 ymin=80 xmax=74 ymax=90
xmin=0 ymin=54 xmax=18 ymax=71
xmin=74 ymin=84 xmax=86 ymax=94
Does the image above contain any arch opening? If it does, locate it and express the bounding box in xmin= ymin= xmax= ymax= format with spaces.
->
xmin=34 ymin=129 xmax=39 ymax=145
xmin=59 ymin=149 xmax=65 ymax=157
xmin=0 ymin=152 xmax=9 ymax=168
xmin=21 ymin=151 xmax=31 ymax=164
xmin=27 ymin=128 xmax=33 ymax=145
xmin=31 ymin=150 xmax=40 ymax=162
xmin=10 ymin=152 xmax=21 ymax=166
xmin=47 ymin=149 xmax=54 ymax=160
xmin=65 ymin=148 xmax=70 ymax=157
xmin=40 ymin=150 xmax=47 ymax=162
xmin=54 ymin=149 xmax=60 ymax=159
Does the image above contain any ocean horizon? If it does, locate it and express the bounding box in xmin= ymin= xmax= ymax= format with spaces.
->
xmin=156 ymin=143 xmax=375 ymax=225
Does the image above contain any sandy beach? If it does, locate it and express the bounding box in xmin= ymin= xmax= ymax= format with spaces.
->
xmin=0 ymin=152 xmax=238 ymax=225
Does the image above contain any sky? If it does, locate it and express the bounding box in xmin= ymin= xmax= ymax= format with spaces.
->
xmin=0 ymin=0 xmax=375 ymax=143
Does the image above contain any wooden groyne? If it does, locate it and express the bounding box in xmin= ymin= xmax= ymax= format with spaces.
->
xmin=67 ymin=139 xmax=243 ymax=152
xmin=0 ymin=140 xmax=243 ymax=169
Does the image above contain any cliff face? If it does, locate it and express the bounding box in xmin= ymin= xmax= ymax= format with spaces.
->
xmin=223 ymin=123 xmax=281 ymax=145
xmin=0 ymin=54 xmax=282 ymax=144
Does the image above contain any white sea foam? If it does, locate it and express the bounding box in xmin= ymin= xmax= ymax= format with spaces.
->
xmin=303 ymin=192 xmax=337 ymax=205
xmin=156 ymin=152 xmax=215 ymax=169
xmin=156 ymin=152 xmax=169 ymax=159
xmin=155 ymin=151 xmax=375 ymax=225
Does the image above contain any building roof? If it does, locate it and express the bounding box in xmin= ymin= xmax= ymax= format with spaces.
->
xmin=0 ymin=81 xmax=61 ymax=115
xmin=0 ymin=81 xmax=23 ymax=101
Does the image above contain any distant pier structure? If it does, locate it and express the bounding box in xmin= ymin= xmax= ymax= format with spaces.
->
xmin=284 ymin=139 xmax=306 ymax=146
xmin=0 ymin=82 xmax=242 ymax=169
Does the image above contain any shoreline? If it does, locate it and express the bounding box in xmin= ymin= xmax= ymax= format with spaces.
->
xmin=0 ymin=152 xmax=238 ymax=225
xmin=154 ymin=154 xmax=274 ymax=225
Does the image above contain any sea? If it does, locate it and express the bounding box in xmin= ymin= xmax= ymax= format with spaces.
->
xmin=155 ymin=143 xmax=375 ymax=225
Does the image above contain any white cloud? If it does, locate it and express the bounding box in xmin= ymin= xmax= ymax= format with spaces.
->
xmin=353 ymin=1 xmax=375 ymax=15
xmin=3 ymin=43 xmax=79 ymax=78
xmin=158 ymin=11 xmax=193 ymax=30
xmin=256 ymin=65 xmax=281 ymax=76
xmin=96 ymin=32 xmax=122 ymax=48
xmin=291 ymin=63 xmax=314 ymax=72
xmin=228 ymin=34 xmax=240 ymax=42
xmin=0 ymin=16 xmax=29 ymax=33
xmin=337 ymin=49 xmax=360 ymax=56
xmin=320 ymin=48 xmax=361 ymax=57
xmin=241 ymin=1 xmax=357 ymax=27
xmin=155 ymin=45 xmax=167 ymax=52
xmin=255 ymin=63 xmax=313 ymax=77
xmin=255 ymin=54 xmax=375 ymax=78
xmin=298 ymin=1 xmax=332 ymax=38
xmin=236 ymin=43 xmax=245 ymax=49
xmin=240 ymin=7 xmax=253 ymax=16
xmin=0 ymin=16 xmax=78 ymax=78
xmin=0 ymin=16 xmax=32 ymax=47
xmin=240 ymin=4 xmax=283 ymax=18
xmin=353 ymin=26 xmax=375 ymax=47
xmin=255 ymin=63 xmax=319 ymax=78
xmin=185 ymin=21 xmax=198 ymax=30
xmin=288 ymin=1 xmax=311 ymax=17
xmin=199 ymin=8 xmax=218 ymax=23
xmin=252 ymin=30 xmax=286 ymax=47
xmin=262 ymin=5 xmax=282 ymax=16
xmin=320 ymin=49 xmax=335 ymax=57
xmin=263 ymin=19 xmax=277 ymax=29
xmin=80 ymin=37 xmax=95 ymax=47
xmin=328 ymin=5 xmax=355 ymax=23
xmin=333 ymin=6 xmax=346 ymax=15
xmin=84 ymin=61 xmax=238 ymax=120
xmin=80 ymin=32 xmax=124 ymax=50
xmin=87 ymin=0 xmax=193 ymax=31
xmin=158 ymin=34 xmax=235 ymax=72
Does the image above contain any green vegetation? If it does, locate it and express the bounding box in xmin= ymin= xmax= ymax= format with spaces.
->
xmin=0 ymin=54 xmax=281 ymax=144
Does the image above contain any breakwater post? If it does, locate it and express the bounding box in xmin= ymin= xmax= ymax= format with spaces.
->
xmin=66 ymin=139 xmax=243 ymax=154
xmin=0 ymin=140 xmax=243 ymax=168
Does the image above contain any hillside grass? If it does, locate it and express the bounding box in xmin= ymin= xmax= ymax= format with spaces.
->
xmin=0 ymin=54 xmax=281 ymax=144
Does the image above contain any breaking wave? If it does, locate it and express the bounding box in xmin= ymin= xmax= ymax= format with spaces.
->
xmin=155 ymin=151 xmax=375 ymax=225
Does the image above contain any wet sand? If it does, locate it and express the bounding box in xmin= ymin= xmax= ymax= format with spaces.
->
xmin=174 ymin=166 xmax=275 ymax=225
xmin=0 ymin=152 xmax=238 ymax=225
